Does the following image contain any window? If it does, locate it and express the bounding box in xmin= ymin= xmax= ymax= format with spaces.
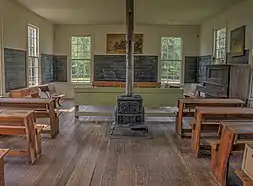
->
xmin=214 ymin=28 xmax=226 ymax=63
xmin=71 ymin=36 xmax=91 ymax=83
xmin=28 ymin=24 xmax=39 ymax=86
xmin=161 ymin=37 xmax=182 ymax=84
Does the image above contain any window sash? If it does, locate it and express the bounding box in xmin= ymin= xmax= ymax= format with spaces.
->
xmin=28 ymin=57 xmax=39 ymax=86
xmin=28 ymin=25 xmax=38 ymax=57
xmin=71 ymin=36 xmax=91 ymax=83
xmin=214 ymin=28 xmax=226 ymax=62
xmin=160 ymin=60 xmax=181 ymax=84
xmin=161 ymin=37 xmax=182 ymax=84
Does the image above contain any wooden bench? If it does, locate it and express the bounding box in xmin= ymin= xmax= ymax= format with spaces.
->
xmin=191 ymin=107 xmax=253 ymax=158
xmin=10 ymin=87 xmax=40 ymax=98
xmin=0 ymin=110 xmax=43 ymax=164
xmin=0 ymin=98 xmax=59 ymax=138
xmin=208 ymin=121 xmax=253 ymax=186
xmin=176 ymin=98 xmax=245 ymax=137
xmin=235 ymin=169 xmax=253 ymax=186
xmin=0 ymin=149 xmax=9 ymax=186
xmin=38 ymin=83 xmax=65 ymax=106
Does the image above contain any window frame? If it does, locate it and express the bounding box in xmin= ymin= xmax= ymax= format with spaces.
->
xmin=213 ymin=28 xmax=227 ymax=64
xmin=27 ymin=24 xmax=39 ymax=87
xmin=160 ymin=37 xmax=182 ymax=85
xmin=70 ymin=35 xmax=92 ymax=84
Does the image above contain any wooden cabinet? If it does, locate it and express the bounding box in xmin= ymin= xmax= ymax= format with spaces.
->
xmin=196 ymin=64 xmax=251 ymax=102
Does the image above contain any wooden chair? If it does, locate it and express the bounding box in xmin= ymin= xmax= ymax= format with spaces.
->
xmin=48 ymin=83 xmax=65 ymax=106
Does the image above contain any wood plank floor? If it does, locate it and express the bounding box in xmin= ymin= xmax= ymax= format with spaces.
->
xmin=2 ymin=101 xmax=218 ymax=186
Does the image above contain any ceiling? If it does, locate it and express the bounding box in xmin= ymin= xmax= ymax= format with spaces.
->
xmin=15 ymin=0 xmax=242 ymax=25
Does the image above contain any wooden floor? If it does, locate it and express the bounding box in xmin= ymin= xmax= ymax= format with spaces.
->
xmin=2 ymin=101 xmax=219 ymax=186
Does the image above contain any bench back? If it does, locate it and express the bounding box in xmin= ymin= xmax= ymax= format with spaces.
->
xmin=10 ymin=87 xmax=40 ymax=98
xmin=48 ymin=83 xmax=57 ymax=96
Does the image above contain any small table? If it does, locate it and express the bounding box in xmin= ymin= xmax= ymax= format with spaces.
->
xmin=0 ymin=149 xmax=9 ymax=186
xmin=176 ymin=98 xmax=245 ymax=137
xmin=191 ymin=107 xmax=253 ymax=158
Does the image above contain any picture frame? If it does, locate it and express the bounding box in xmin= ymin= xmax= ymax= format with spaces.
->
xmin=230 ymin=25 xmax=246 ymax=57
xmin=106 ymin=34 xmax=143 ymax=54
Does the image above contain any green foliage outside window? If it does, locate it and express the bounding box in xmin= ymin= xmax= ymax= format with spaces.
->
xmin=161 ymin=37 xmax=182 ymax=84
xmin=71 ymin=36 xmax=91 ymax=83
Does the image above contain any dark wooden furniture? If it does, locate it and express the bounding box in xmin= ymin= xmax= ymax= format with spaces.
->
xmin=191 ymin=107 xmax=253 ymax=158
xmin=210 ymin=121 xmax=253 ymax=186
xmin=0 ymin=98 xmax=59 ymax=138
xmin=48 ymin=83 xmax=65 ymax=106
xmin=176 ymin=98 xmax=245 ymax=137
xmin=0 ymin=110 xmax=42 ymax=164
xmin=235 ymin=169 xmax=253 ymax=186
xmin=39 ymin=83 xmax=65 ymax=106
xmin=0 ymin=149 xmax=9 ymax=186
xmin=38 ymin=84 xmax=50 ymax=98
xmin=195 ymin=64 xmax=251 ymax=101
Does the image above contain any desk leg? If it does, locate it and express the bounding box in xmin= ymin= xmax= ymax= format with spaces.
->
xmin=48 ymin=102 xmax=58 ymax=138
xmin=0 ymin=157 xmax=4 ymax=186
xmin=191 ymin=111 xmax=202 ymax=158
xmin=176 ymin=101 xmax=184 ymax=137
xmin=75 ymin=105 xmax=79 ymax=119
xmin=214 ymin=128 xmax=235 ymax=186
xmin=25 ymin=117 xmax=37 ymax=164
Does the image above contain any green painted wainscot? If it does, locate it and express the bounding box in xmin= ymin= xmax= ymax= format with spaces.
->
xmin=74 ymin=87 xmax=183 ymax=117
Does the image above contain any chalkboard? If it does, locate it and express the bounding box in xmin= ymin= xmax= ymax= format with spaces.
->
xmin=94 ymin=55 xmax=158 ymax=82
xmin=54 ymin=55 xmax=67 ymax=82
xmin=184 ymin=56 xmax=198 ymax=83
xmin=4 ymin=48 xmax=27 ymax=92
xmin=41 ymin=54 xmax=55 ymax=84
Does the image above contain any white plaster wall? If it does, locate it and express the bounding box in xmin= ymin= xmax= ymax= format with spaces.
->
xmin=2 ymin=0 xmax=54 ymax=53
xmin=0 ymin=0 xmax=54 ymax=94
xmin=200 ymin=0 xmax=253 ymax=99
xmin=54 ymin=24 xmax=200 ymax=98
xmin=200 ymin=0 xmax=253 ymax=56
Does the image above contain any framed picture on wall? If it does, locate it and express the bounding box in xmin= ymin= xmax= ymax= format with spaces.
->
xmin=230 ymin=25 xmax=246 ymax=57
xmin=106 ymin=34 xmax=143 ymax=54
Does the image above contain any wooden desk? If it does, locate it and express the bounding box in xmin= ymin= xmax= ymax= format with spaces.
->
xmin=0 ymin=149 xmax=9 ymax=186
xmin=211 ymin=121 xmax=253 ymax=186
xmin=235 ymin=169 xmax=253 ymax=186
xmin=0 ymin=98 xmax=59 ymax=138
xmin=0 ymin=110 xmax=41 ymax=164
xmin=176 ymin=98 xmax=245 ymax=137
xmin=191 ymin=107 xmax=253 ymax=158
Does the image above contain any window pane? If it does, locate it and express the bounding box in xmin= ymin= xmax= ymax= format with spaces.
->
xmin=161 ymin=37 xmax=181 ymax=84
xmin=71 ymin=36 xmax=91 ymax=82
xmin=215 ymin=28 xmax=226 ymax=63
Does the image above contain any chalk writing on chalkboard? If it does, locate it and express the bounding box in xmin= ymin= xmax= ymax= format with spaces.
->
xmin=94 ymin=55 xmax=158 ymax=82
xmin=41 ymin=54 xmax=55 ymax=84
xmin=4 ymin=48 xmax=27 ymax=92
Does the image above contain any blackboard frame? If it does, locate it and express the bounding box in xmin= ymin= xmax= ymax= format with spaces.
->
xmin=4 ymin=48 xmax=28 ymax=92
